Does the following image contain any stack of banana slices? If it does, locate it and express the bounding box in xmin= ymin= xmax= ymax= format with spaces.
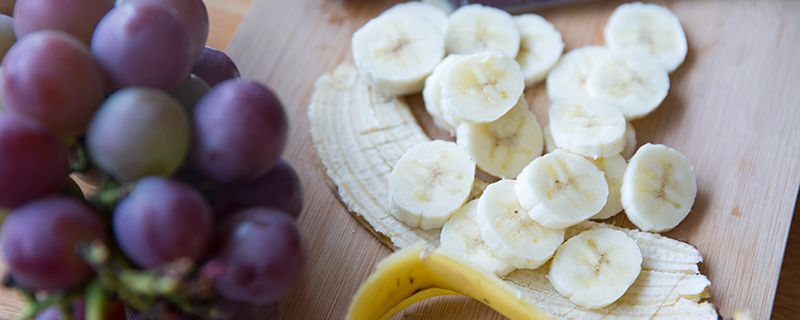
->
xmin=312 ymin=1 xmax=716 ymax=318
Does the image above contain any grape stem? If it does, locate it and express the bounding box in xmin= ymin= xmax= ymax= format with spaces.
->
xmin=18 ymin=292 xmax=65 ymax=320
xmin=85 ymin=279 xmax=107 ymax=320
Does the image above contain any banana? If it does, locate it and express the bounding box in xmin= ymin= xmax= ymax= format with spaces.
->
xmin=546 ymin=46 xmax=612 ymax=102
xmin=604 ymin=2 xmax=688 ymax=73
xmin=589 ymin=154 xmax=627 ymax=220
xmin=623 ymin=121 xmax=637 ymax=159
xmin=352 ymin=11 xmax=445 ymax=96
xmin=382 ymin=1 xmax=448 ymax=34
xmin=439 ymin=200 xmax=515 ymax=276
xmin=515 ymin=149 xmax=608 ymax=229
xmin=543 ymin=125 xmax=556 ymax=154
xmin=445 ymin=4 xmax=520 ymax=57
xmin=621 ymin=143 xmax=697 ymax=232
xmin=586 ymin=49 xmax=670 ymax=120
xmin=548 ymin=228 xmax=643 ymax=309
xmin=311 ymin=64 xmax=717 ymax=319
xmin=514 ymin=14 xmax=564 ymax=87
xmin=440 ymin=51 xmax=525 ymax=123
xmin=456 ymin=98 xmax=544 ymax=178
xmin=549 ymin=97 xmax=627 ymax=159
xmin=423 ymin=54 xmax=464 ymax=134
xmin=389 ymin=140 xmax=476 ymax=230
xmin=477 ymin=180 xmax=564 ymax=269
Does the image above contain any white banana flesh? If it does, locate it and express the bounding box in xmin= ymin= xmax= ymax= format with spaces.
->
xmin=352 ymin=11 xmax=445 ymax=96
xmin=543 ymin=125 xmax=556 ymax=154
xmin=515 ymin=150 xmax=609 ymax=229
xmin=423 ymin=54 xmax=464 ymax=134
xmin=549 ymin=97 xmax=627 ymax=159
xmin=514 ymin=14 xmax=564 ymax=87
xmin=477 ymin=179 xmax=564 ymax=269
xmin=589 ymin=154 xmax=627 ymax=220
xmin=546 ymin=46 xmax=613 ymax=102
xmin=586 ymin=49 xmax=670 ymax=120
xmin=623 ymin=121 xmax=637 ymax=159
xmin=604 ymin=2 xmax=688 ymax=73
xmin=440 ymin=51 xmax=525 ymax=123
xmin=548 ymin=228 xmax=643 ymax=309
xmin=621 ymin=143 xmax=697 ymax=232
xmin=456 ymin=98 xmax=544 ymax=178
xmin=445 ymin=4 xmax=520 ymax=57
xmin=382 ymin=1 xmax=448 ymax=34
xmin=388 ymin=140 xmax=476 ymax=230
xmin=439 ymin=200 xmax=516 ymax=276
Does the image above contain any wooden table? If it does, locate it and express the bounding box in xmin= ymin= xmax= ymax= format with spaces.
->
xmin=3 ymin=1 xmax=800 ymax=319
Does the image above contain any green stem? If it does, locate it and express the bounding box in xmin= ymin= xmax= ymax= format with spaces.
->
xmin=19 ymin=293 xmax=64 ymax=320
xmin=68 ymin=144 xmax=90 ymax=173
xmin=85 ymin=280 xmax=107 ymax=320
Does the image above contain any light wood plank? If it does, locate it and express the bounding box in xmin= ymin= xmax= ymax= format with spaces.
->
xmin=226 ymin=1 xmax=800 ymax=319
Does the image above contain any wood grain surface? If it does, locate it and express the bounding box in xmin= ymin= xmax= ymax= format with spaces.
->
xmin=2 ymin=1 xmax=800 ymax=319
xmin=226 ymin=1 xmax=800 ymax=319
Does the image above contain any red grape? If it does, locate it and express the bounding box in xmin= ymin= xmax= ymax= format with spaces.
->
xmin=1 ymin=31 xmax=105 ymax=138
xmin=114 ymin=177 xmax=213 ymax=268
xmin=211 ymin=208 xmax=304 ymax=304
xmin=1 ymin=197 xmax=106 ymax=290
xmin=0 ymin=14 xmax=14 ymax=60
xmin=0 ymin=115 xmax=68 ymax=208
xmin=126 ymin=0 xmax=208 ymax=58
xmin=192 ymin=46 xmax=240 ymax=86
xmin=87 ymin=88 xmax=190 ymax=182
xmin=212 ymin=159 xmax=303 ymax=219
xmin=192 ymin=80 xmax=287 ymax=183
xmin=91 ymin=3 xmax=193 ymax=91
xmin=172 ymin=74 xmax=209 ymax=110
xmin=13 ymin=0 xmax=113 ymax=44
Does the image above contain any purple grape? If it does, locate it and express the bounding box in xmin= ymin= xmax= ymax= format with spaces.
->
xmin=1 ymin=31 xmax=106 ymax=138
xmin=211 ymin=208 xmax=304 ymax=304
xmin=13 ymin=0 xmax=113 ymax=44
xmin=1 ymin=197 xmax=106 ymax=290
xmin=0 ymin=14 xmax=14 ymax=60
xmin=212 ymin=159 xmax=303 ymax=219
xmin=172 ymin=73 xmax=209 ymax=110
xmin=192 ymin=46 xmax=240 ymax=86
xmin=91 ymin=3 xmax=193 ymax=90
xmin=126 ymin=0 xmax=208 ymax=57
xmin=192 ymin=80 xmax=288 ymax=183
xmin=114 ymin=177 xmax=213 ymax=268
xmin=0 ymin=115 xmax=68 ymax=208
xmin=87 ymin=88 xmax=190 ymax=182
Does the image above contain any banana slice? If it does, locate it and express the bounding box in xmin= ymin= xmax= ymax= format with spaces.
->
xmin=586 ymin=49 xmax=670 ymax=120
xmin=477 ymin=180 xmax=564 ymax=269
xmin=352 ymin=12 xmax=445 ymax=96
xmin=623 ymin=122 xmax=637 ymax=159
xmin=604 ymin=2 xmax=688 ymax=73
xmin=439 ymin=200 xmax=515 ymax=276
xmin=515 ymin=150 xmax=608 ymax=229
xmin=589 ymin=154 xmax=627 ymax=220
xmin=546 ymin=46 xmax=612 ymax=102
xmin=456 ymin=98 xmax=544 ymax=178
xmin=514 ymin=14 xmax=564 ymax=86
xmin=388 ymin=140 xmax=476 ymax=230
xmin=543 ymin=125 xmax=556 ymax=154
xmin=549 ymin=97 xmax=626 ymax=159
xmin=445 ymin=4 xmax=520 ymax=57
xmin=440 ymin=51 xmax=525 ymax=123
xmin=621 ymin=143 xmax=697 ymax=232
xmin=423 ymin=54 xmax=464 ymax=134
xmin=382 ymin=2 xmax=448 ymax=33
xmin=548 ymin=228 xmax=643 ymax=309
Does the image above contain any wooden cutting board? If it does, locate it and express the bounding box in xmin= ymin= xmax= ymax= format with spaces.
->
xmin=226 ymin=1 xmax=800 ymax=319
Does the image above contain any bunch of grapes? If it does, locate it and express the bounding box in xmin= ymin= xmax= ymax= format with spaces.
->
xmin=0 ymin=0 xmax=305 ymax=319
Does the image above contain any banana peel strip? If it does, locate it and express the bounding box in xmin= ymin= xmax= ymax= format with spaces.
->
xmin=309 ymin=63 xmax=717 ymax=319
